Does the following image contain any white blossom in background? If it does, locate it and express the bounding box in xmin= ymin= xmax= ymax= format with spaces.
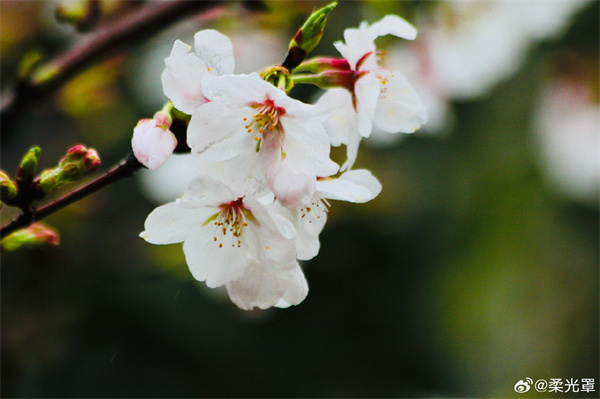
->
xmin=316 ymin=15 xmax=428 ymax=169
xmin=382 ymin=0 xmax=590 ymax=134
xmin=188 ymin=73 xmax=338 ymax=208
xmin=532 ymin=77 xmax=599 ymax=205
xmin=141 ymin=174 xmax=308 ymax=310
xmin=131 ymin=112 xmax=177 ymax=170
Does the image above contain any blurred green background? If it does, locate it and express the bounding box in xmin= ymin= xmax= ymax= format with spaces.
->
xmin=1 ymin=1 xmax=598 ymax=397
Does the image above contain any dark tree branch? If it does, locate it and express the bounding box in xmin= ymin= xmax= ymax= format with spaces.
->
xmin=1 ymin=154 xmax=143 ymax=239
xmin=1 ymin=0 xmax=220 ymax=118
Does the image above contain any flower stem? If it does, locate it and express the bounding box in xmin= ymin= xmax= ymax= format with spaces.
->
xmin=1 ymin=154 xmax=143 ymax=239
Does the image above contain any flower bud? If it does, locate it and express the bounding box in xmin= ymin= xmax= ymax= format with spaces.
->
xmin=1 ymin=223 xmax=59 ymax=252
xmin=283 ymin=2 xmax=337 ymax=70
xmin=294 ymin=57 xmax=351 ymax=74
xmin=131 ymin=112 xmax=177 ymax=170
xmin=0 ymin=170 xmax=18 ymax=202
xmin=16 ymin=146 xmax=41 ymax=184
xmin=260 ymin=65 xmax=294 ymax=93
xmin=37 ymin=145 xmax=101 ymax=193
xmin=291 ymin=69 xmax=358 ymax=93
xmin=17 ymin=50 xmax=44 ymax=81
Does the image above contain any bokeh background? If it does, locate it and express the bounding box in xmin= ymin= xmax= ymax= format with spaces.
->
xmin=1 ymin=1 xmax=598 ymax=397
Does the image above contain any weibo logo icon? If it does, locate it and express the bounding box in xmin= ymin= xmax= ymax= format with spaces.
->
xmin=514 ymin=377 xmax=533 ymax=393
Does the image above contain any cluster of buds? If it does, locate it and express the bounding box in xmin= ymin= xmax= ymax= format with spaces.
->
xmin=36 ymin=145 xmax=101 ymax=193
xmin=1 ymin=144 xmax=101 ymax=251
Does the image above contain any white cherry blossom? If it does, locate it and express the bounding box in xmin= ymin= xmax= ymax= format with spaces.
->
xmin=274 ymin=169 xmax=382 ymax=260
xmin=141 ymin=174 xmax=308 ymax=310
xmin=187 ymin=73 xmax=339 ymax=209
xmin=162 ymin=30 xmax=235 ymax=115
xmin=318 ymin=15 xmax=428 ymax=169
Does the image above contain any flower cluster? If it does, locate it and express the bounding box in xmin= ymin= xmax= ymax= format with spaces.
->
xmin=136 ymin=12 xmax=427 ymax=310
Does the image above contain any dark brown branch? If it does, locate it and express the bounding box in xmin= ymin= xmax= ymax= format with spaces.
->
xmin=1 ymin=0 xmax=220 ymax=117
xmin=1 ymin=154 xmax=143 ymax=239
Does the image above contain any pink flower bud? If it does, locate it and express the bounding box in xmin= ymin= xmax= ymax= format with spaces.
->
xmin=131 ymin=115 xmax=177 ymax=170
xmin=37 ymin=145 xmax=102 ymax=193
xmin=1 ymin=223 xmax=59 ymax=252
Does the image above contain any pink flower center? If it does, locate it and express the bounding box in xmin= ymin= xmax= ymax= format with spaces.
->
xmin=208 ymin=198 xmax=253 ymax=249
xmin=243 ymin=99 xmax=287 ymax=150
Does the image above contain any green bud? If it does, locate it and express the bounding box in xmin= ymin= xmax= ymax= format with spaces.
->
xmin=1 ymin=223 xmax=59 ymax=252
xmin=17 ymin=50 xmax=44 ymax=80
xmin=260 ymin=65 xmax=294 ymax=93
xmin=0 ymin=170 xmax=18 ymax=202
xmin=16 ymin=146 xmax=41 ymax=184
xmin=283 ymin=2 xmax=337 ymax=70
xmin=37 ymin=145 xmax=101 ymax=193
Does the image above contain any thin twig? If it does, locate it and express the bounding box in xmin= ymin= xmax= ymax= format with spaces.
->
xmin=1 ymin=154 xmax=143 ymax=239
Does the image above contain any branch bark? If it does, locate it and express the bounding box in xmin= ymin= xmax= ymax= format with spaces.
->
xmin=1 ymin=154 xmax=143 ymax=239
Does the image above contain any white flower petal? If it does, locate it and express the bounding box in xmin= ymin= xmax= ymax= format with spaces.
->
xmin=283 ymin=117 xmax=339 ymax=176
xmin=295 ymin=209 xmax=327 ymax=261
xmin=183 ymin=234 xmax=248 ymax=288
xmin=367 ymin=14 xmax=417 ymax=41
xmin=341 ymin=123 xmax=362 ymax=171
xmin=201 ymin=73 xmax=267 ymax=106
xmin=226 ymin=261 xmax=308 ymax=310
xmin=316 ymin=88 xmax=355 ymax=147
xmin=267 ymin=156 xmax=315 ymax=209
xmin=161 ymin=40 xmax=209 ymax=114
xmin=193 ymin=29 xmax=235 ymax=76
xmin=181 ymin=174 xmax=238 ymax=207
xmin=142 ymin=202 xmax=214 ymax=245
xmin=355 ymin=72 xmax=380 ymax=137
xmin=317 ymin=169 xmax=382 ymax=203
xmin=187 ymin=103 xmax=251 ymax=157
xmin=373 ymin=72 xmax=428 ymax=133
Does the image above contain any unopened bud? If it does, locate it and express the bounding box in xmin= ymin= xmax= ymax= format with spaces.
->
xmin=283 ymin=2 xmax=337 ymax=70
xmin=37 ymin=145 xmax=101 ymax=193
xmin=260 ymin=65 xmax=294 ymax=92
xmin=0 ymin=170 xmax=18 ymax=202
xmin=131 ymin=113 xmax=177 ymax=170
xmin=16 ymin=146 xmax=41 ymax=184
xmin=291 ymin=69 xmax=357 ymax=92
xmin=17 ymin=50 xmax=44 ymax=81
xmin=294 ymin=56 xmax=351 ymax=74
xmin=1 ymin=223 xmax=59 ymax=252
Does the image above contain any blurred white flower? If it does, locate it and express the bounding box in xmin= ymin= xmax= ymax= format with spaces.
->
xmin=533 ymin=77 xmax=599 ymax=205
xmin=384 ymin=1 xmax=590 ymax=133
